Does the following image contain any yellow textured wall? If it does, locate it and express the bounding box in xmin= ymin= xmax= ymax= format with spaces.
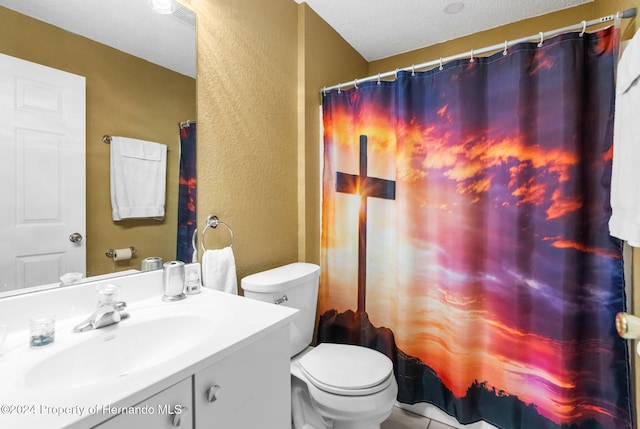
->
xmin=188 ymin=0 xmax=365 ymax=283
xmin=190 ymin=0 xmax=299 ymax=281
xmin=298 ymin=5 xmax=369 ymax=264
xmin=0 ymin=7 xmax=196 ymax=277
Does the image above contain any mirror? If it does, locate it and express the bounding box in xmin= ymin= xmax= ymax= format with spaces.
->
xmin=0 ymin=0 xmax=196 ymax=297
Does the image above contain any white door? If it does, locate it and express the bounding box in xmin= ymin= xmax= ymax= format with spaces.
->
xmin=0 ymin=53 xmax=86 ymax=293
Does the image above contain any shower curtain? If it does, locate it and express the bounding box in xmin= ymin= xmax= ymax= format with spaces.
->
xmin=319 ymin=27 xmax=632 ymax=429
xmin=177 ymin=122 xmax=197 ymax=263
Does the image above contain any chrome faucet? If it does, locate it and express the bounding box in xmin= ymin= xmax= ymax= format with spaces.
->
xmin=73 ymin=284 xmax=129 ymax=333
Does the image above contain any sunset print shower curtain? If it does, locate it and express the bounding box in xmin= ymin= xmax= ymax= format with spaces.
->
xmin=319 ymin=27 xmax=632 ymax=429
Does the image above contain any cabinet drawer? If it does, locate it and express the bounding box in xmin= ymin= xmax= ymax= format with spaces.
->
xmin=194 ymin=326 xmax=290 ymax=429
xmin=94 ymin=377 xmax=192 ymax=429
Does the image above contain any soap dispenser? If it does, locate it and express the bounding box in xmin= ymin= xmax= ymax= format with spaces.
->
xmin=185 ymin=263 xmax=202 ymax=295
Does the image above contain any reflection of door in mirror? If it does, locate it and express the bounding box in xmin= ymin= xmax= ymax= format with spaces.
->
xmin=0 ymin=53 xmax=86 ymax=294
xmin=0 ymin=2 xmax=196 ymax=296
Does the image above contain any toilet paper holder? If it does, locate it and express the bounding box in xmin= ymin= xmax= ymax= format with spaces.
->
xmin=105 ymin=246 xmax=137 ymax=259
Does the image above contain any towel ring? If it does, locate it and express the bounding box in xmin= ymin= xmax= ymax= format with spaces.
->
xmin=201 ymin=215 xmax=234 ymax=252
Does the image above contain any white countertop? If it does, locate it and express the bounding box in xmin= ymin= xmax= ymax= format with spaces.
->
xmin=0 ymin=272 xmax=297 ymax=429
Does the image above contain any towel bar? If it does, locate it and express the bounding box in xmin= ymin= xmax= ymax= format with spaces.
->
xmin=201 ymin=215 xmax=234 ymax=251
xmin=103 ymin=134 xmax=170 ymax=151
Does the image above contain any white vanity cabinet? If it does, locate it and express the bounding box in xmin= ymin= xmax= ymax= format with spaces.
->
xmin=94 ymin=378 xmax=192 ymax=429
xmin=0 ymin=273 xmax=297 ymax=429
xmin=92 ymin=325 xmax=290 ymax=429
xmin=194 ymin=325 xmax=291 ymax=429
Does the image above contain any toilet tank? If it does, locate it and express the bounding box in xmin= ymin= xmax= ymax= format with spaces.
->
xmin=241 ymin=263 xmax=320 ymax=357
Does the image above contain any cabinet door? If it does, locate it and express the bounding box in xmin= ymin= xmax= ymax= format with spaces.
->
xmin=93 ymin=377 xmax=192 ymax=429
xmin=195 ymin=326 xmax=290 ymax=429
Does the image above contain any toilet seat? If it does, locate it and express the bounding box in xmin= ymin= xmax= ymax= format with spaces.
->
xmin=298 ymin=343 xmax=394 ymax=396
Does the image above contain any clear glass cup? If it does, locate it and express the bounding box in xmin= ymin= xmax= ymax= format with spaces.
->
xmin=29 ymin=314 xmax=55 ymax=347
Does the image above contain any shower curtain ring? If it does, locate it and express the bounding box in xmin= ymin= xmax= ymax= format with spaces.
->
xmin=337 ymin=83 xmax=342 ymax=94
xmin=503 ymin=41 xmax=508 ymax=56
xmin=353 ymin=79 xmax=358 ymax=89
xmin=377 ymin=74 xmax=381 ymax=85
xmin=439 ymin=58 xmax=443 ymax=70
xmin=580 ymin=20 xmax=587 ymax=37
xmin=469 ymin=49 xmax=475 ymax=63
xmin=538 ymin=32 xmax=544 ymax=47
xmin=411 ymin=65 xmax=416 ymax=76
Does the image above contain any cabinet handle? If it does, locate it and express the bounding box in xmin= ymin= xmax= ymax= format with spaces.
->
xmin=206 ymin=385 xmax=221 ymax=402
xmin=172 ymin=405 xmax=188 ymax=427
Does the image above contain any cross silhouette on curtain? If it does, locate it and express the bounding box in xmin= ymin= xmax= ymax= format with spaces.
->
xmin=335 ymin=135 xmax=396 ymax=313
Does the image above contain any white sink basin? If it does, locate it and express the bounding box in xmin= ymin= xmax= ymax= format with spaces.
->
xmin=3 ymin=300 xmax=229 ymax=393
xmin=24 ymin=313 xmax=212 ymax=390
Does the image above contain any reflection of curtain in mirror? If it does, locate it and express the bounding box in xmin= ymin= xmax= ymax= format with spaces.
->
xmin=177 ymin=121 xmax=197 ymax=263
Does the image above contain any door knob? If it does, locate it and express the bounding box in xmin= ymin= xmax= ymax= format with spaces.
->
xmin=616 ymin=312 xmax=640 ymax=339
xmin=69 ymin=232 xmax=83 ymax=243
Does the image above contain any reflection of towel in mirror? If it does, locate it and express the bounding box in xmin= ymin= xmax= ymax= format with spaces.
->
xmin=202 ymin=247 xmax=237 ymax=294
xmin=110 ymin=136 xmax=167 ymax=221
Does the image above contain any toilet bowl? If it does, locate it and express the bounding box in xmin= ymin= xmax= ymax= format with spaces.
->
xmin=291 ymin=344 xmax=398 ymax=429
xmin=241 ymin=263 xmax=398 ymax=429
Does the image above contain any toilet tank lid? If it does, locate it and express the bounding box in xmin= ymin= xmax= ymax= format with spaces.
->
xmin=241 ymin=262 xmax=319 ymax=293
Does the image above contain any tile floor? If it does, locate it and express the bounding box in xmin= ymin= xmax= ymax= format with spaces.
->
xmin=291 ymin=405 xmax=457 ymax=429
xmin=381 ymin=406 xmax=457 ymax=429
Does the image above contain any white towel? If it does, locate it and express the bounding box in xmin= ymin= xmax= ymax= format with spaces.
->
xmin=110 ymin=136 xmax=167 ymax=221
xmin=202 ymin=247 xmax=237 ymax=294
xmin=609 ymin=29 xmax=640 ymax=246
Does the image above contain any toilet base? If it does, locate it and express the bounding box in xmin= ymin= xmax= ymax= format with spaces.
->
xmin=290 ymin=367 xmax=397 ymax=429
xmin=292 ymin=375 xmax=330 ymax=429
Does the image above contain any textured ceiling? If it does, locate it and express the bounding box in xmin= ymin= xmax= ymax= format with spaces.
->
xmin=0 ymin=0 xmax=594 ymax=76
xmin=0 ymin=0 xmax=196 ymax=78
xmin=298 ymin=0 xmax=593 ymax=61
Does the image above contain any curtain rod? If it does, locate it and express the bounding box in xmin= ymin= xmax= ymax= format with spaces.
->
xmin=322 ymin=7 xmax=637 ymax=94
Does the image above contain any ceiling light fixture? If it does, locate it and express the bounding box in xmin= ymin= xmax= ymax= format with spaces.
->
xmin=148 ymin=0 xmax=177 ymax=15
xmin=443 ymin=1 xmax=465 ymax=15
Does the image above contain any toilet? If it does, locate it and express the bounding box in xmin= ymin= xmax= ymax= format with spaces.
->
xmin=241 ymin=263 xmax=398 ymax=429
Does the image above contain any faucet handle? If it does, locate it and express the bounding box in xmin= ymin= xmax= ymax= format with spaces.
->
xmin=96 ymin=284 xmax=121 ymax=305
xmin=113 ymin=301 xmax=127 ymax=312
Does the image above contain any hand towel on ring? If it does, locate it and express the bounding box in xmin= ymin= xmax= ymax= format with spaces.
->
xmin=202 ymin=246 xmax=237 ymax=294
